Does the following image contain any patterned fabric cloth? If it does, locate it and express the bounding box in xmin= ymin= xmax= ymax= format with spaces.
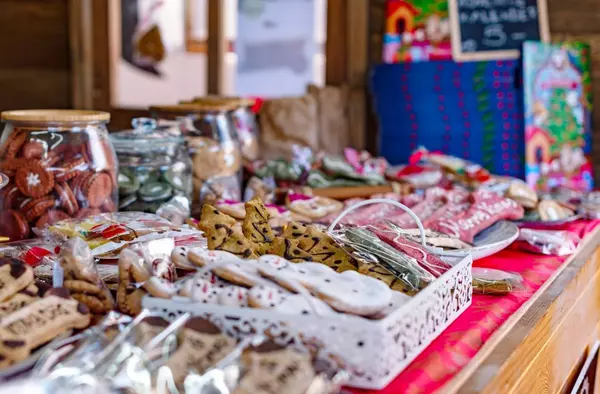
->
xmin=348 ymin=219 xmax=600 ymax=394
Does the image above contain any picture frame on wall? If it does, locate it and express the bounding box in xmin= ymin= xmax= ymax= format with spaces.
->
xmin=522 ymin=40 xmax=594 ymax=192
xmin=448 ymin=0 xmax=550 ymax=61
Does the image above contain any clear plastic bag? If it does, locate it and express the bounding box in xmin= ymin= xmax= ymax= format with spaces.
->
xmin=365 ymin=220 xmax=454 ymax=277
xmin=472 ymin=267 xmax=524 ymax=295
xmin=515 ymin=229 xmax=580 ymax=256
xmin=184 ymin=336 xmax=347 ymax=394
xmin=41 ymin=211 xmax=202 ymax=259
xmin=339 ymin=227 xmax=435 ymax=294
xmin=58 ymin=237 xmax=115 ymax=314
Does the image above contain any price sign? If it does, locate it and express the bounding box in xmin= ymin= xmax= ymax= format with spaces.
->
xmin=449 ymin=0 xmax=549 ymax=61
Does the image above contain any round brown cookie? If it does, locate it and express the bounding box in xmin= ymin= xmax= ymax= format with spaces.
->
xmin=0 ymin=184 xmax=22 ymax=209
xmin=21 ymin=141 xmax=46 ymax=160
xmin=55 ymin=157 xmax=87 ymax=183
xmin=71 ymin=293 xmax=112 ymax=314
xmin=117 ymin=285 xmax=146 ymax=316
xmin=70 ymin=171 xmax=91 ymax=199
xmin=76 ymin=207 xmax=101 ymax=219
xmin=63 ymin=280 xmax=104 ymax=295
xmin=55 ymin=182 xmax=79 ymax=215
xmin=4 ymin=132 xmax=28 ymax=159
xmin=23 ymin=197 xmax=55 ymax=222
xmin=0 ymin=158 xmax=29 ymax=173
xmin=83 ymin=172 xmax=112 ymax=208
xmin=0 ymin=210 xmax=29 ymax=240
xmin=15 ymin=161 xmax=54 ymax=198
xmin=41 ymin=154 xmax=61 ymax=167
xmin=35 ymin=209 xmax=69 ymax=229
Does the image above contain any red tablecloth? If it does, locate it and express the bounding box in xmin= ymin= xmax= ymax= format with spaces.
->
xmin=349 ymin=220 xmax=600 ymax=394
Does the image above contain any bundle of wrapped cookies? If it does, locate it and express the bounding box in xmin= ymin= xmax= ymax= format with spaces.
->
xmin=8 ymin=310 xmax=344 ymax=394
xmin=0 ymin=257 xmax=92 ymax=370
xmin=322 ymin=186 xmax=525 ymax=246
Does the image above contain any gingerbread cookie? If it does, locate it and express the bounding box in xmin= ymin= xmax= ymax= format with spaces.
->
xmin=295 ymin=226 xmax=358 ymax=272
xmin=166 ymin=317 xmax=236 ymax=386
xmin=235 ymin=343 xmax=315 ymax=394
xmin=0 ymin=286 xmax=42 ymax=318
xmin=282 ymin=222 xmax=309 ymax=239
xmin=0 ymin=258 xmax=34 ymax=302
xmin=199 ymin=204 xmax=237 ymax=231
xmin=242 ymin=197 xmax=275 ymax=254
xmin=358 ymin=263 xmax=417 ymax=294
xmin=0 ymin=292 xmax=90 ymax=363
xmin=267 ymin=238 xmax=313 ymax=263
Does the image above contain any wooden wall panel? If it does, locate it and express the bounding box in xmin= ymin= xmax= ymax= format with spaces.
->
xmin=0 ymin=0 xmax=71 ymax=111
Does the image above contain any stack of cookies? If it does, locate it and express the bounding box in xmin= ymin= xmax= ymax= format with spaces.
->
xmin=59 ymin=237 xmax=114 ymax=315
xmin=199 ymin=197 xmax=358 ymax=272
xmin=0 ymin=131 xmax=117 ymax=240
xmin=171 ymin=249 xmax=410 ymax=319
xmin=0 ymin=257 xmax=92 ymax=368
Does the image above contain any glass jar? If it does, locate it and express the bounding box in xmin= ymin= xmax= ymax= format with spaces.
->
xmin=0 ymin=110 xmax=117 ymax=240
xmin=149 ymin=104 xmax=242 ymax=214
xmin=185 ymin=96 xmax=260 ymax=162
xmin=110 ymin=118 xmax=192 ymax=214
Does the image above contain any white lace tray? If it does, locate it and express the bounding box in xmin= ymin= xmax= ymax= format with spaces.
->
xmin=142 ymin=252 xmax=472 ymax=389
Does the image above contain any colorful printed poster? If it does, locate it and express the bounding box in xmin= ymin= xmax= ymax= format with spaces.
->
xmin=382 ymin=0 xmax=452 ymax=63
xmin=523 ymin=41 xmax=594 ymax=191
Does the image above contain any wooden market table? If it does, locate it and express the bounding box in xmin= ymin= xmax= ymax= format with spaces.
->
xmin=442 ymin=226 xmax=600 ymax=394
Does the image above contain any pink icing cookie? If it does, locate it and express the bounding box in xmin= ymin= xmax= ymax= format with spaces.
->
xmin=257 ymin=260 xmax=392 ymax=316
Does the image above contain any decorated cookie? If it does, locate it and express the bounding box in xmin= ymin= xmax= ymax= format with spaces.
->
xmin=287 ymin=196 xmax=344 ymax=220
xmin=188 ymin=249 xmax=263 ymax=287
xmin=198 ymin=204 xmax=237 ymax=231
xmin=0 ymin=258 xmax=34 ymax=302
xmin=242 ymin=197 xmax=275 ymax=255
xmin=258 ymin=260 xmax=392 ymax=316
xmin=248 ymin=284 xmax=335 ymax=317
xmin=358 ymin=263 xmax=418 ymax=294
xmin=187 ymin=278 xmax=220 ymax=304
xmin=170 ymin=246 xmax=198 ymax=270
xmin=217 ymin=286 xmax=249 ymax=307
xmin=295 ymin=226 xmax=358 ymax=272
xmin=282 ymin=222 xmax=309 ymax=239
xmin=0 ymin=293 xmax=91 ymax=363
xmin=203 ymin=214 xmax=258 ymax=259
xmin=166 ymin=317 xmax=236 ymax=386
xmin=428 ymin=190 xmax=524 ymax=243
xmin=236 ymin=343 xmax=316 ymax=394
xmin=267 ymin=238 xmax=313 ymax=263
xmin=215 ymin=201 xmax=246 ymax=219
xmin=15 ymin=161 xmax=54 ymax=198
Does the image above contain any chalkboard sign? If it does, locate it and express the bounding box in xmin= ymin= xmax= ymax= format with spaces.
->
xmin=449 ymin=0 xmax=549 ymax=61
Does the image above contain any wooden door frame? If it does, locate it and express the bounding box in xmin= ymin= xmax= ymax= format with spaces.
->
xmin=69 ymin=0 xmax=370 ymax=142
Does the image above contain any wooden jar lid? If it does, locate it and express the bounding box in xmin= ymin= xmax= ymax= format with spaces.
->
xmin=1 ymin=109 xmax=110 ymax=122
xmin=150 ymin=102 xmax=237 ymax=114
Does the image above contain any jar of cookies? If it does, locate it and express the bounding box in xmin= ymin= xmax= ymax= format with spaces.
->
xmin=185 ymin=96 xmax=260 ymax=162
xmin=149 ymin=104 xmax=242 ymax=214
xmin=0 ymin=110 xmax=118 ymax=240
xmin=111 ymin=117 xmax=192 ymax=213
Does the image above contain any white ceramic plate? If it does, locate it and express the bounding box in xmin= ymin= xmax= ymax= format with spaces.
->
xmin=437 ymin=221 xmax=519 ymax=261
